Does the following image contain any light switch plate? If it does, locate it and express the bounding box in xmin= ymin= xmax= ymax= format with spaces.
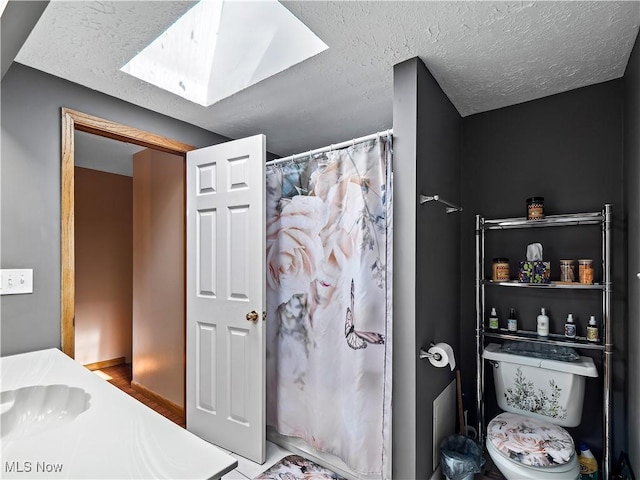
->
xmin=0 ymin=269 xmax=33 ymax=295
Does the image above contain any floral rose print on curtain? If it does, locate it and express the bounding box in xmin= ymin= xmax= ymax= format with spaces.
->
xmin=265 ymin=137 xmax=392 ymax=477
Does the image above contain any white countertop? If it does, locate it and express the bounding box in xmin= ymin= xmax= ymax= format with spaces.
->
xmin=1 ymin=348 xmax=237 ymax=479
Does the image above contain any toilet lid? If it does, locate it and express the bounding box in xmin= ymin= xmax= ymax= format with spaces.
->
xmin=487 ymin=413 xmax=575 ymax=468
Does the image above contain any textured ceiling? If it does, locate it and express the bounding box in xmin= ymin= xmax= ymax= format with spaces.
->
xmin=16 ymin=1 xmax=640 ymax=156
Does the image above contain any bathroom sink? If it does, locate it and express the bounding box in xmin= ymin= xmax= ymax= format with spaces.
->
xmin=1 ymin=384 xmax=90 ymax=439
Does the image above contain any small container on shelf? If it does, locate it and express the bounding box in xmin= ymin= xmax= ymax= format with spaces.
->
xmin=586 ymin=316 xmax=599 ymax=342
xmin=526 ymin=197 xmax=545 ymax=220
xmin=537 ymin=308 xmax=550 ymax=337
xmin=492 ymin=258 xmax=510 ymax=282
xmin=507 ymin=308 xmax=518 ymax=332
xmin=489 ymin=307 xmax=499 ymax=330
xmin=518 ymin=261 xmax=550 ymax=283
xmin=559 ymin=259 xmax=576 ymax=283
xmin=564 ymin=313 xmax=576 ymax=338
xmin=579 ymin=259 xmax=594 ymax=284
xmin=517 ymin=243 xmax=550 ymax=283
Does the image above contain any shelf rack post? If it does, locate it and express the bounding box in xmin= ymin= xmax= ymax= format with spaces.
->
xmin=603 ymin=203 xmax=612 ymax=480
xmin=475 ymin=214 xmax=484 ymax=443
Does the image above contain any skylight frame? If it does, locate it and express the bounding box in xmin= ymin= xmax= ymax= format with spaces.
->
xmin=121 ymin=0 xmax=328 ymax=107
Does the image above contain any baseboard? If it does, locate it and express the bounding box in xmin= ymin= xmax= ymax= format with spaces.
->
xmin=130 ymin=380 xmax=184 ymax=418
xmin=83 ymin=357 xmax=126 ymax=371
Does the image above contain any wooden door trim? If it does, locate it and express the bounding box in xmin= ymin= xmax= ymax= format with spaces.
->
xmin=60 ymin=107 xmax=196 ymax=358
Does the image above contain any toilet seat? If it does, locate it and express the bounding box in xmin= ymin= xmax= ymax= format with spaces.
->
xmin=486 ymin=437 xmax=579 ymax=479
xmin=487 ymin=412 xmax=576 ymax=469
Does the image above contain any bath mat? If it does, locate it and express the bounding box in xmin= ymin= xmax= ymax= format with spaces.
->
xmin=254 ymin=454 xmax=346 ymax=479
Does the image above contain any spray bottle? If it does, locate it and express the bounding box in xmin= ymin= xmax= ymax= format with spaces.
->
xmin=564 ymin=313 xmax=576 ymax=339
xmin=587 ymin=316 xmax=599 ymax=342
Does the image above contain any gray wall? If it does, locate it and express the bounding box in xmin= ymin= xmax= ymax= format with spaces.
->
xmin=393 ymin=57 xmax=461 ymax=479
xmin=460 ymin=80 xmax=625 ymax=460
xmin=624 ymin=32 xmax=640 ymax=477
xmin=1 ymin=63 xmax=228 ymax=356
xmin=0 ymin=1 xmax=49 ymax=79
xmin=392 ymin=58 xmax=418 ymax=480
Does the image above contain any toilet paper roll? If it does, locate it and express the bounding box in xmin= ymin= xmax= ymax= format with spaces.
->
xmin=427 ymin=343 xmax=456 ymax=371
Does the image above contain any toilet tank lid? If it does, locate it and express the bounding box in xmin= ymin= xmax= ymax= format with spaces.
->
xmin=483 ymin=343 xmax=598 ymax=377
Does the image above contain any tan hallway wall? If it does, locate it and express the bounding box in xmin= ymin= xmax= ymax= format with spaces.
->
xmin=132 ymin=149 xmax=185 ymax=408
xmin=74 ymin=167 xmax=133 ymax=366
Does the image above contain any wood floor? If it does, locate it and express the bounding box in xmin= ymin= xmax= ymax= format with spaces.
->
xmin=93 ymin=363 xmax=185 ymax=428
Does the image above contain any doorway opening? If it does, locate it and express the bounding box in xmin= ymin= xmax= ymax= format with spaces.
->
xmin=60 ymin=108 xmax=196 ymax=424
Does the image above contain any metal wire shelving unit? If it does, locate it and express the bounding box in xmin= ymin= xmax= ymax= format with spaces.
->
xmin=475 ymin=204 xmax=612 ymax=480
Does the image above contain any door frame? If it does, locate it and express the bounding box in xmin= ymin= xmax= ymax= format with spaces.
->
xmin=60 ymin=107 xmax=196 ymax=358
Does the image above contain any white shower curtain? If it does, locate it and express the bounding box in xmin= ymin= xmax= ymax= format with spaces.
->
xmin=265 ymin=136 xmax=392 ymax=478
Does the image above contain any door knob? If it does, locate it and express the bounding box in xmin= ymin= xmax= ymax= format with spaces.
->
xmin=246 ymin=310 xmax=259 ymax=322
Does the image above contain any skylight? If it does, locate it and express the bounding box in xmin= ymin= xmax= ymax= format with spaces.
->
xmin=121 ymin=0 xmax=328 ymax=107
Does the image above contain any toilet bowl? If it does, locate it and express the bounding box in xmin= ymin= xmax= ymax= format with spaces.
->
xmin=482 ymin=343 xmax=598 ymax=480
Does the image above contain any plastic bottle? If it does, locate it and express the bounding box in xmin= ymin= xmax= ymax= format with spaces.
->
xmin=507 ymin=308 xmax=518 ymax=332
xmin=587 ymin=316 xmax=599 ymax=342
xmin=564 ymin=313 xmax=576 ymax=339
xmin=489 ymin=307 xmax=499 ymax=330
xmin=537 ymin=308 xmax=549 ymax=336
xmin=578 ymin=442 xmax=599 ymax=479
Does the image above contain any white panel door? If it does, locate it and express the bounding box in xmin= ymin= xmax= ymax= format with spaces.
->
xmin=186 ymin=135 xmax=266 ymax=464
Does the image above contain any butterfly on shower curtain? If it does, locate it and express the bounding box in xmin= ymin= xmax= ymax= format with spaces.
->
xmin=345 ymin=279 xmax=385 ymax=350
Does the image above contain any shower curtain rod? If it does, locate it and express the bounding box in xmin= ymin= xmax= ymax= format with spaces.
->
xmin=265 ymin=128 xmax=393 ymax=166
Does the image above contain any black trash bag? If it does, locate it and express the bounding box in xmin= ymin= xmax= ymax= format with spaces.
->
xmin=440 ymin=434 xmax=485 ymax=480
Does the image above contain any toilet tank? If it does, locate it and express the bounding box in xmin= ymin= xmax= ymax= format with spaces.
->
xmin=483 ymin=343 xmax=598 ymax=427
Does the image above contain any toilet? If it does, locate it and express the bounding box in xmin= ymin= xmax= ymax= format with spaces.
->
xmin=483 ymin=343 xmax=598 ymax=480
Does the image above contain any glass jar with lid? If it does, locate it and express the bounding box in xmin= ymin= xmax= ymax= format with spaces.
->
xmin=526 ymin=197 xmax=545 ymax=220
xmin=560 ymin=259 xmax=575 ymax=283
xmin=492 ymin=258 xmax=510 ymax=282
xmin=578 ymin=259 xmax=594 ymax=284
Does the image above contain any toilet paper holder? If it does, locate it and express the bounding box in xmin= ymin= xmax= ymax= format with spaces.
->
xmin=419 ymin=344 xmax=442 ymax=362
